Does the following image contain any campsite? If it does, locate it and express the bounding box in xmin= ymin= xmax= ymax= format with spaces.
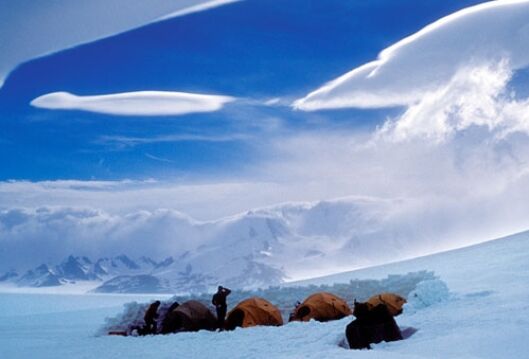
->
xmin=2 ymin=231 xmax=529 ymax=358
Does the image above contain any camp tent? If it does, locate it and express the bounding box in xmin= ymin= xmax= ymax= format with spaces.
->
xmin=161 ymin=300 xmax=216 ymax=334
xmin=367 ymin=293 xmax=407 ymax=316
xmin=289 ymin=291 xmax=352 ymax=322
xmin=225 ymin=297 xmax=283 ymax=330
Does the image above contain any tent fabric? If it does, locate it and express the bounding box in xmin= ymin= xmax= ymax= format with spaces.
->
xmin=289 ymin=291 xmax=352 ymax=322
xmin=160 ymin=300 xmax=216 ymax=334
xmin=225 ymin=297 xmax=283 ymax=330
xmin=367 ymin=293 xmax=407 ymax=316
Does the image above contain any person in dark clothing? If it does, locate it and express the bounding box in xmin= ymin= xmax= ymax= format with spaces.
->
xmin=212 ymin=286 xmax=231 ymax=330
xmin=143 ymin=300 xmax=161 ymax=335
xmin=288 ymin=301 xmax=301 ymax=322
xmin=346 ymin=301 xmax=403 ymax=349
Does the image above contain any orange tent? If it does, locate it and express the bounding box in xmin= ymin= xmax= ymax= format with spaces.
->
xmin=289 ymin=292 xmax=351 ymax=322
xmin=367 ymin=293 xmax=407 ymax=316
xmin=225 ymin=297 xmax=283 ymax=330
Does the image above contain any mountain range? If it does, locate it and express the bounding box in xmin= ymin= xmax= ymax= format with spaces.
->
xmin=0 ymin=196 xmax=458 ymax=294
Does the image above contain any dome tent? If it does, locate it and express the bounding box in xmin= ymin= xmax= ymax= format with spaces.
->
xmin=161 ymin=300 xmax=216 ymax=334
xmin=289 ymin=291 xmax=352 ymax=322
xmin=225 ymin=297 xmax=283 ymax=330
xmin=367 ymin=293 xmax=407 ymax=316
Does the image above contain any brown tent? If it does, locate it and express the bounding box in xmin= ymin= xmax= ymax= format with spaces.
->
xmin=289 ymin=291 xmax=352 ymax=322
xmin=225 ymin=297 xmax=283 ymax=330
xmin=367 ymin=293 xmax=407 ymax=316
xmin=161 ymin=300 xmax=216 ymax=334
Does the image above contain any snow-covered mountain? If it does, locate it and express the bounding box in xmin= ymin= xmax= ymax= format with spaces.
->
xmin=3 ymin=255 xmax=161 ymax=288
xmin=91 ymin=196 xmax=408 ymax=293
xmin=0 ymin=196 xmax=448 ymax=293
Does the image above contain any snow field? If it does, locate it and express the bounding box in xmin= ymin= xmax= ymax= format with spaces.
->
xmin=1 ymin=231 xmax=528 ymax=358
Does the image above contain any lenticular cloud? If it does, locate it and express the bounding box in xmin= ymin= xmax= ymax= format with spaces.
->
xmin=30 ymin=91 xmax=235 ymax=116
xmin=294 ymin=0 xmax=529 ymax=110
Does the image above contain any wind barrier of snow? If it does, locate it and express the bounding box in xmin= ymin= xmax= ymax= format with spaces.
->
xmin=404 ymin=279 xmax=450 ymax=313
xmin=99 ymin=270 xmax=440 ymax=335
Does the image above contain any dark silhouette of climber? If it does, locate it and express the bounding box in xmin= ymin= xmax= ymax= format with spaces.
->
xmin=288 ymin=301 xmax=301 ymax=321
xmin=212 ymin=286 xmax=231 ymax=330
xmin=346 ymin=300 xmax=403 ymax=349
xmin=143 ymin=300 xmax=161 ymax=334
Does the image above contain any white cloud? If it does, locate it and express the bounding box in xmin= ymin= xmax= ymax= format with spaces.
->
xmin=30 ymin=91 xmax=235 ymax=116
xmin=0 ymin=0 xmax=241 ymax=88
xmin=294 ymin=0 xmax=529 ymax=110
xmin=158 ymin=0 xmax=241 ymax=21
xmin=377 ymin=60 xmax=529 ymax=142
xmin=0 ymin=180 xmax=289 ymax=221
xmin=98 ymin=133 xmax=249 ymax=147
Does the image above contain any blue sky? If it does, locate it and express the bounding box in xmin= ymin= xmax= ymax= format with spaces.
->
xmin=0 ymin=0 xmax=483 ymax=181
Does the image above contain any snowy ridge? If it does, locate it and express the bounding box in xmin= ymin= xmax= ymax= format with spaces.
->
xmin=2 ymin=255 xmax=161 ymax=288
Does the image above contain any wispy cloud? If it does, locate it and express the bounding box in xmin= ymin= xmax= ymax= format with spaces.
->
xmin=145 ymin=153 xmax=175 ymax=163
xmin=158 ymin=0 xmax=242 ymax=21
xmin=97 ymin=133 xmax=249 ymax=148
xmin=294 ymin=0 xmax=529 ymax=110
xmin=30 ymin=91 xmax=235 ymax=116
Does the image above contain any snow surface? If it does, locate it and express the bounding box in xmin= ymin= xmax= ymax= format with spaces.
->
xmin=1 ymin=230 xmax=528 ymax=358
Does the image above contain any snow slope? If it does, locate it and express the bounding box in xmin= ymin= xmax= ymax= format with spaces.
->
xmin=1 ymin=229 xmax=528 ymax=358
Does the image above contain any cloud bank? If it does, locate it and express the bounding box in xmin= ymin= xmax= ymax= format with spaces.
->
xmin=30 ymin=91 xmax=235 ymax=116
xmin=294 ymin=0 xmax=529 ymax=110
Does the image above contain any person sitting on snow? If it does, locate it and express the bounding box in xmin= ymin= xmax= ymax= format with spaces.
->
xmin=346 ymin=300 xmax=403 ymax=349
